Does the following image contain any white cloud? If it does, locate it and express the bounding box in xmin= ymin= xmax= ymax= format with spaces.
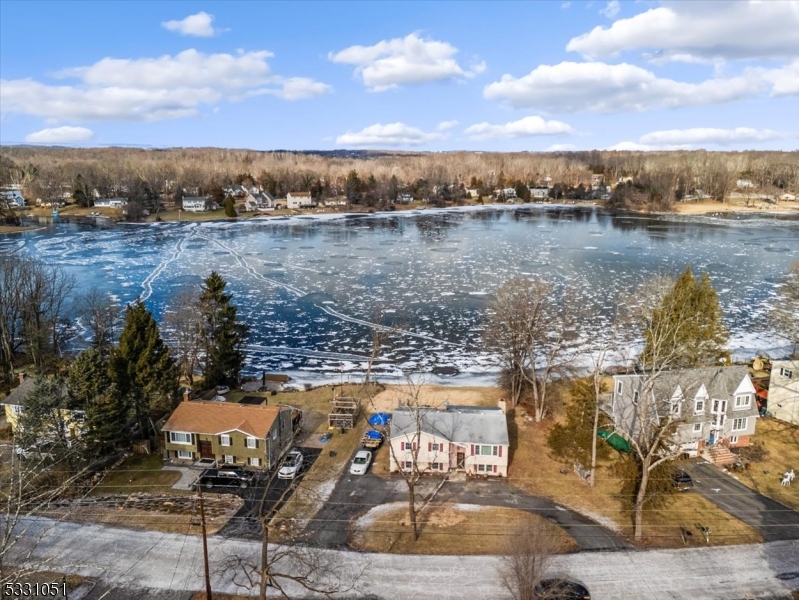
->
xmin=329 ymin=33 xmax=485 ymax=91
xmin=436 ymin=120 xmax=459 ymax=131
xmin=561 ymin=2 xmax=571 ymax=9
xmin=567 ymin=1 xmax=799 ymax=62
xmin=599 ymin=1 xmax=620 ymax=19
xmin=57 ymin=49 xmax=274 ymax=89
xmin=0 ymin=49 xmax=331 ymax=122
xmin=483 ymin=61 xmax=766 ymax=113
xmin=751 ymin=59 xmax=799 ymax=97
xmin=336 ymin=122 xmax=444 ymax=147
xmin=464 ymin=116 xmax=574 ymax=140
xmin=161 ymin=12 xmax=220 ymax=37
xmin=547 ymin=143 xmax=577 ymax=151
xmin=245 ymin=77 xmax=333 ymax=101
xmin=25 ymin=126 xmax=94 ymax=143
xmin=639 ymin=127 xmax=791 ymax=146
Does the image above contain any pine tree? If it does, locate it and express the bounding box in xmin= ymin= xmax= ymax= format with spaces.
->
xmin=17 ymin=377 xmax=71 ymax=451
xmin=200 ymin=272 xmax=248 ymax=388
xmin=69 ymin=347 xmax=128 ymax=454
xmin=224 ymin=195 xmax=237 ymax=218
xmin=547 ymin=378 xmax=611 ymax=467
xmin=109 ymin=299 xmax=178 ymax=436
xmin=641 ymin=265 xmax=728 ymax=369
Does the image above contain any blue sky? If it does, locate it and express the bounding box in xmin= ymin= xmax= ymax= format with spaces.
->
xmin=1 ymin=1 xmax=797 ymax=151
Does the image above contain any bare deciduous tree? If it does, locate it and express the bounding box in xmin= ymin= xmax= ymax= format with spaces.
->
xmin=162 ymin=289 xmax=205 ymax=387
xmin=74 ymin=287 xmax=121 ymax=355
xmin=496 ymin=518 xmax=561 ymax=600
xmin=484 ymin=276 xmax=582 ymax=420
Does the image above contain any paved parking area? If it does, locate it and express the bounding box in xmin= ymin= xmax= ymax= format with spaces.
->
xmin=161 ymin=465 xmax=197 ymax=491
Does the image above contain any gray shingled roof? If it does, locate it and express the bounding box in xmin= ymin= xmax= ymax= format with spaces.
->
xmin=651 ymin=366 xmax=750 ymax=402
xmin=390 ymin=405 xmax=509 ymax=446
xmin=0 ymin=377 xmax=35 ymax=407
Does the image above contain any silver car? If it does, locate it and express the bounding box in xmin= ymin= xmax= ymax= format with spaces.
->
xmin=349 ymin=450 xmax=372 ymax=476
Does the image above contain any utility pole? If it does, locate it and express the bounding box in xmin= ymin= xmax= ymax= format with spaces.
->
xmin=198 ymin=484 xmax=213 ymax=600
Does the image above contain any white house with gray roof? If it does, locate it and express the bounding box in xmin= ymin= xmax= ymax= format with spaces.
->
xmin=389 ymin=405 xmax=509 ymax=477
xmin=767 ymin=360 xmax=799 ymax=425
xmin=606 ymin=366 xmax=758 ymax=455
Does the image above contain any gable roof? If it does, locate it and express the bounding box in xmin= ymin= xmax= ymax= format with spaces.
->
xmin=162 ymin=401 xmax=281 ymax=438
xmin=390 ymin=405 xmax=509 ymax=446
xmin=1 ymin=377 xmax=36 ymax=407
xmin=288 ymin=191 xmax=312 ymax=197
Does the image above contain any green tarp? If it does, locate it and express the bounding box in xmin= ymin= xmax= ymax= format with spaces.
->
xmin=597 ymin=429 xmax=632 ymax=453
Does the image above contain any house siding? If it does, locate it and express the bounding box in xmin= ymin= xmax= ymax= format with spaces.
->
xmin=388 ymin=430 xmax=509 ymax=477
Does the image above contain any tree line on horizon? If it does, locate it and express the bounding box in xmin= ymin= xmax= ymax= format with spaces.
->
xmin=2 ymin=147 xmax=798 ymax=218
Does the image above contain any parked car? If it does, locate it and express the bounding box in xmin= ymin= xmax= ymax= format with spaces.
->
xmin=212 ymin=395 xmax=226 ymax=402
xmin=349 ymin=450 xmax=373 ymax=475
xmin=197 ymin=468 xmax=254 ymax=489
xmin=215 ymin=386 xmax=230 ymax=395
xmin=672 ymin=469 xmax=694 ymax=491
xmin=278 ymin=450 xmax=304 ymax=479
xmin=534 ymin=579 xmax=590 ymax=599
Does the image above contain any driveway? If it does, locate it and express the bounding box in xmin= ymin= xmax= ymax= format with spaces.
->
xmin=304 ymin=450 xmax=631 ymax=551
xmin=683 ymin=461 xmax=799 ymax=541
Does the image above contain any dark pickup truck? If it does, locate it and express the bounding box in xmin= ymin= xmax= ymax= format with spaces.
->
xmin=197 ymin=468 xmax=254 ymax=490
xmin=672 ymin=469 xmax=694 ymax=491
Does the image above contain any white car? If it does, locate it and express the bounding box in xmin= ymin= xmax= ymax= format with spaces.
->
xmin=349 ymin=450 xmax=373 ymax=475
xmin=278 ymin=450 xmax=304 ymax=479
xmin=215 ymin=386 xmax=230 ymax=395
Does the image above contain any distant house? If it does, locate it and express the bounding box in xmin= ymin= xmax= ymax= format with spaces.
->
xmin=605 ymin=366 xmax=759 ymax=457
xmin=94 ymin=197 xmax=128 ymax=208
xmin=736 ymin=179 xmax=756 ymax=189
xmin=465 ymin=188 xmax=479 ymax=198
xmin=286 ymin=191 xmax=314 ymax=209
xmin=395 ymin=193 xmax=414 ymax=204
xmin=223 ymin=184 xmax=259 ymax=198
xmin=389 ymin=404 xmax=510 ymax=477
xmin=767 ymin=361 xmax=799 ymax=425
xmin=0 ymin=189 xmax=25 ymax=208
xmin=243 ymin=191 xmax=276 ymax=212
xmin=528 ymin=186 xmax=549 ymax=199
xmin=323 ymin=197 xmax=348 ymax=207
xmin=779 ymin=193 xmax=796 ymax=201
xmin=162 ymin=401 xmax=297 ymax=469
xmin=0 ymin=374 xmax=86 ymax=438
xmin=182 ymin=197 xmax=212 ymax=212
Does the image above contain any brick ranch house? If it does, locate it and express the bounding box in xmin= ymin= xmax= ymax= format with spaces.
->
xmin=606 ymin=366 xmax=759 ymax=455
xmin=389 ymin=404 xmax=510 ymax=477
xmin=162 ymin=401 xmax=296 ymax=469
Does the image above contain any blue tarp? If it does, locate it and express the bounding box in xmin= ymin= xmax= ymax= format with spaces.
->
xmin=365 ymin=430 xmax=383 ymax=440
xmin=368 ymin=413 xmax=391 ymax=427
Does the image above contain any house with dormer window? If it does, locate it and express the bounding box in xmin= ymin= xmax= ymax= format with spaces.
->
xmin=606 ymin=366 xmax=758 ymax=457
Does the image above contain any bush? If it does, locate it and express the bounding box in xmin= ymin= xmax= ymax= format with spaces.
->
xmin=224 ymin=196 xmax=237 ymax=218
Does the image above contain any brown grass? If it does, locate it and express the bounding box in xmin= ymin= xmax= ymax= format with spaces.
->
xmin=736 ymin=417 xmax=799 ymax=511
xmin=509 ymin=408 xmax=762 ymax=547
xmin=366 ymin=384 xmax=504 ymax=413
xmin=349 ymin=502 xmax=578 ymax=555
xmin=91 ymin=453 xmax=185 ymax=496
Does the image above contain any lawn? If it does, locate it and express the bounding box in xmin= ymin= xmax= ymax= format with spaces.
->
xmin=508 ymin=408 xmax=762 ymax=547
xmin=91 ymin=453 xmax=185 ymax=496
xmin=349 ymin=502 xmax=578 ymax=555
xmin=227 ymin=382 xmax=383 ymax=415
xmin=737 ymin=417 xmax=799 ymax=511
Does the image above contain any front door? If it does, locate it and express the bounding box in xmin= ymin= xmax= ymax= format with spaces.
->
xmin=199 ymin=440 xmax=213 ymax=459
xmin=456 ymin=452 xmax=465 ymax=469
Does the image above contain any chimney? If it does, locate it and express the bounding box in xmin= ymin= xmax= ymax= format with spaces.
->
xmin=18 ymin=372 xmax=25 ymax=385
xmin=497 ymin=398 xmax=507 ymax=414
xmin=183 ymin=389 xmax=191 ymax=403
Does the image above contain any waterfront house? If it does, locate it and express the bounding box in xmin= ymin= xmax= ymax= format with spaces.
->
xmin=605 ymin=366 xmax=759 ymax=458
xmin=389 ymin=404 xmax=510 ymax=477
xmin=286 ymin=191 xmax=315 ymax=209
xmin=182 ymin=197 xmax=211 ymax=212
xmin=94 ymin=198 xmax=128 ymax=208
xmin=0 ymin=189 xmax=26 ymax=208
xmin=1 ymin=374 xmax=86 ymax=439
xmin=162 ymin=401 xmax=296 ymax=469
xmin=243 ymin=192 xmax=276 ymax=212
xmin=767 ymin=361 xmax=799 ymax=425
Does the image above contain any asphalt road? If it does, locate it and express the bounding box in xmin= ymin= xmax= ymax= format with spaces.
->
xmin=683 ymin=461 xmax=799 ymax=541
xmin=304 ymin=448 xmax=630 ymax=551
xmin=9 ymin=517 xmax=799 ymax=600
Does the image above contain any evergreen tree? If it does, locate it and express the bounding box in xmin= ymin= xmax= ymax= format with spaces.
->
xmin=200 ymin=272 xmax=248 ymax=388
xmin=224 ymin=195 xmax=237 ymax=218
xmin=69 ymin=347 xmax=128 ymax=454
xmin=641 ymin=265 xmax=728 ymax=369
xmin=17 ymin=377 xmax=72 ymax=451
xmin=548 ymin=378 xmax=612 ymax=467
xmin=72 ymin=174 xmax=92 ymax=208
xmin=109 ymin=300 xmax=178 ymax=436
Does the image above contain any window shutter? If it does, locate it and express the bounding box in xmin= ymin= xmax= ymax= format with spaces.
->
xmin=498 ymin=446 xmax=503 ymax=458
xmin=493 ymin=465 xmax=497 ymax=473
xmin=401 ymin=442 xmax=405 ymax=451
xmin=471 ymin=444 xmax=474 ymax=456
xmin=255 ymin=439 xmax=259 ymax=449
xmin=218 ymin=435 xmax=222 ymax=445
xmin=428 ymin=442 xmax=432 ymax=452
xmin=412 ymin=442 xmax=417 ymax=451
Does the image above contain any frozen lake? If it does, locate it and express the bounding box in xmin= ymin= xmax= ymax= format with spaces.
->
xmin=4 ymin=206 xmax=798 ymax=384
